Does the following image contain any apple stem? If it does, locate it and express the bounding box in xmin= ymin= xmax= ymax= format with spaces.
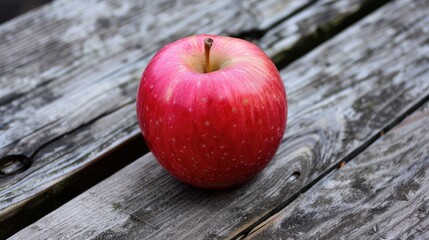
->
xmin=204 ymin=38 xmax=214 ymax=73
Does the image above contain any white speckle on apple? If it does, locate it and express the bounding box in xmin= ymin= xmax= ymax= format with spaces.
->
xmin=136 ymin=34 xmax=287 ymax=189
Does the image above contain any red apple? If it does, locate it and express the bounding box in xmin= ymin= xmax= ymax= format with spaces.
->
xmin=136 ymin=34 xmax=287 ymax=189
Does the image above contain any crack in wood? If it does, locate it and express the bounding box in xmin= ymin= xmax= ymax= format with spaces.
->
xmin=130 ymin=213 xmax=159 ymax=231
xmin=0 ymin=99 xmax=135 ymax=177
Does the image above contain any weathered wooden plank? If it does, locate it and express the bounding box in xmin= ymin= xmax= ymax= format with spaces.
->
xmin=0 ymin=0 xmax=389 ymax=236
xmin=0 ymin=0 xmax=307 ymax=105
xmin=247 ymin=103 xmax=429 ymax=240
xmin=12 ymin=0 xmax=429 ymax=239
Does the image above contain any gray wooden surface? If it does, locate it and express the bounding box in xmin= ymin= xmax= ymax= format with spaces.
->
xmin=248 ymin=103 xmax=429 ymax=240
xmin=0 ymin=0 xmax=388 ymax=236
xmin=11 ymin=0 xmax=429 ymax=238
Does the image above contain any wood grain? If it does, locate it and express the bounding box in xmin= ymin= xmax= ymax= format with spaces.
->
xmin=247 ymin=103 xmax=429 ymax=240
xmin=12 ymin=0 xmax=429 ymax=239
xmin=0 ymin=0 xmax=387 ymax=236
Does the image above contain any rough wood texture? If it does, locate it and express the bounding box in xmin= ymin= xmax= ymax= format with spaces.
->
xmin=248 ymin=104 xmax=429 ymax=240
xmin=0 ymin=0 xmax=386 ymax=236
xmin=12 ymin=0 xmax=429 ymax=238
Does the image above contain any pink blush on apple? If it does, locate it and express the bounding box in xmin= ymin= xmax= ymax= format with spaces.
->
xmin=136 ymin=34 xmax=287 ymax=189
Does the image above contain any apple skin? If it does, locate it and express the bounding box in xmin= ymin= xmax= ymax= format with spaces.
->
xmin=136 ymin=34 xmax=287 ymax=189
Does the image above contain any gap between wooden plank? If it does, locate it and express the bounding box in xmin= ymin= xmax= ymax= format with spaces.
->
xmin=246 ymin=98 xmax=429 ymax=239
xmin=268 ymin=0 xmax=394 ymax=70
xmin=237 ymin=92 xmax=429 ymax=239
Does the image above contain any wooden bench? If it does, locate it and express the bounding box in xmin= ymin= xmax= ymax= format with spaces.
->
xmin=1 ymin=0 xmax=429 ymax=238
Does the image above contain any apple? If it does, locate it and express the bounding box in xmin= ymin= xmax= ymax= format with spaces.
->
xmin=136 ymin=34 xmax=287 ymax=189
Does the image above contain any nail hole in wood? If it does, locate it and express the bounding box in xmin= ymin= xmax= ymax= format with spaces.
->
xmin=0 ymin=155 xmax=32 ymax=176
xmin=288 ymin=171 xmax=300 ymax=182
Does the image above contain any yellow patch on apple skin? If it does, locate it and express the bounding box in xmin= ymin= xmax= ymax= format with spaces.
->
xmin=243 ymin=99 xmax=249 ymax=105
xmin=164 ymin=85 xmax=175 ymax=102
xmin=164 ymin=78 xmax=182 ymax=102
